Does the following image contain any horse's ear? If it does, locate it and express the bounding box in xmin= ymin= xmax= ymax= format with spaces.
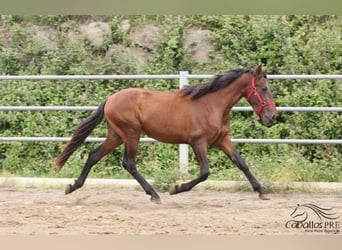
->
xmin=263 ymin=67 xmax=268 ymax=75
xmin=255 ymin=64 xmax=262 ymax=76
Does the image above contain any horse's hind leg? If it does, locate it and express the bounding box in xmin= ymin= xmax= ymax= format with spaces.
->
xmin=122 ymin=138 xmax=161 ymax=204
xmin=65 ymin=132 xmax=122 ymax=194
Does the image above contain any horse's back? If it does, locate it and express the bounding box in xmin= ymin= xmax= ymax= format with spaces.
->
xmin=105 ymin=87 xmax=179 ymax=111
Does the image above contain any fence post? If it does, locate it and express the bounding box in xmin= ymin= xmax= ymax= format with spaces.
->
xmin=179 ymin=71 xmax=189 ymax=178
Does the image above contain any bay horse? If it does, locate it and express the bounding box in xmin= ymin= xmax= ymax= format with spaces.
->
xmin=56 ymin=65 xmax=277 ymax=203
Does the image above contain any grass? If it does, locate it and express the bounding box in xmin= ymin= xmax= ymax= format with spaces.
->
xmin=2 ymin=176 xmax=341 ymax=195
xmin=1 ymin=148 xmax=341 ymax=195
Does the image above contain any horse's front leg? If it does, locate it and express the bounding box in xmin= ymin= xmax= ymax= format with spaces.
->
xmin=216 ymin=137 xmax=269 ymax=200
xmin=169 ymin=141 xmax=210 ymax=195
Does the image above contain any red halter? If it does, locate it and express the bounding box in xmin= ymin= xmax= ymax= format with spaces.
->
xmin=247 ymin=77 xmax=275 ymax=117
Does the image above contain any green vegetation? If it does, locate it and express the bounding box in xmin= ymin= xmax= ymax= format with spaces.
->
xmin=0 ymin=15 xmax=341 ymax=188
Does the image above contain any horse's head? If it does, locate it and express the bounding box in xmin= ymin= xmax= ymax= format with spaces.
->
xmin=246 ymin=64 xmax=277 ymax=126
xmin=290 ymin=204 xmax=309 ymax=222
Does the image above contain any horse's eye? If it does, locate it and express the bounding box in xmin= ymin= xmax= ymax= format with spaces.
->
xmin=261 ymin=86 xmax=268 ymax=92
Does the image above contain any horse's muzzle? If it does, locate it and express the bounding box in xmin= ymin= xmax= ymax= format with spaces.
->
xmin=261 ymin=111 xmax=277 ymax=127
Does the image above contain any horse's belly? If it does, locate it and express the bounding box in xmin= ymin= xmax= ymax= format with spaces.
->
xmin=141 ymin=125 xmax=188 ymax=144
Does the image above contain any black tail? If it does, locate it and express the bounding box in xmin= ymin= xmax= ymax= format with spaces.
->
xmin=56 ymin=101 xmax=106 ymax=171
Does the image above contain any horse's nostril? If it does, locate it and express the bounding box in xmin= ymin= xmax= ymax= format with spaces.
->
xmin=265 ymin=114 xmax=276 ymax=126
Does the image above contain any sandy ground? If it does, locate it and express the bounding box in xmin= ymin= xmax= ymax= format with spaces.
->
xmin=0 ymin=185 xmax=342 ymax=235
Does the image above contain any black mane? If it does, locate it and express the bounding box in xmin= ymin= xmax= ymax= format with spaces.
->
xmin=180 ymin=68 xmax=254 ymax=99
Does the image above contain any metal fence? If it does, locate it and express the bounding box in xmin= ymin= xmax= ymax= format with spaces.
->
xmin=1 ymin=73 xmax=342 ymax=173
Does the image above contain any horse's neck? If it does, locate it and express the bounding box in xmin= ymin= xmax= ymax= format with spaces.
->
xmin=205 ymin=74 xmax=250 ymax=112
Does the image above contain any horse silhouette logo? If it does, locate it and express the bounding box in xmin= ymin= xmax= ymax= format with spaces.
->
xmin=285 ymin=203 xmax=340 ymax=231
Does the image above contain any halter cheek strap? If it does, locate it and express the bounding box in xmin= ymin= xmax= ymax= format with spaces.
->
xmin=247 ymin=77 xmax=275 ymax=117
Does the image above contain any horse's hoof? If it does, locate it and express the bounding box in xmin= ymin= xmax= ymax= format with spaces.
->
xmin=151 ymin=197 xmax=161 ymax=204
xmin=169 ymin=185 xmax=178 ymax=195
xmin=65 ymin=184 xmax=73 ymax=195
xmin=259 ymin=193 xmax=270 ymax=200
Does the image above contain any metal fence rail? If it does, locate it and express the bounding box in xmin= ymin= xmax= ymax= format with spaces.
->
xmin=1 ymin=74 xmax=342 ymax=80
xmin=0 ymin=137 xmax=341 ymax=144
xmin=0 ymin=106 xmax=341 ymax=112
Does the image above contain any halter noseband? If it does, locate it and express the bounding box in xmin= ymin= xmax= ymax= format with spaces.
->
xmin=247 ymin=77 xmax=275 ymax=117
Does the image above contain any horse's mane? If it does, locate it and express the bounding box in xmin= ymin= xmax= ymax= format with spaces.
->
xmin=180 ymin=68 xmax=254 ymax=99
xmin=301 ymin=204 xmax=340 ymax=221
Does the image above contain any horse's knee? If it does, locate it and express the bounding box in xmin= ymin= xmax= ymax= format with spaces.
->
xmin=122 ymin=158 xmax=137 ymax=174
xmin=122 ymin=156 xmax=130 ymax=168
xmin=122 ymin=159 xmax=128 ymax=169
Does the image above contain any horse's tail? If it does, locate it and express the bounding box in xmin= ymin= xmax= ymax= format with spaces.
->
xmin=55 ymin=100 xmax=107 ymax=171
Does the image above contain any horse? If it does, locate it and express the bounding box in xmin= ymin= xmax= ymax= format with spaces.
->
xmin=56 ymin=64 xmax=277 ymax=203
